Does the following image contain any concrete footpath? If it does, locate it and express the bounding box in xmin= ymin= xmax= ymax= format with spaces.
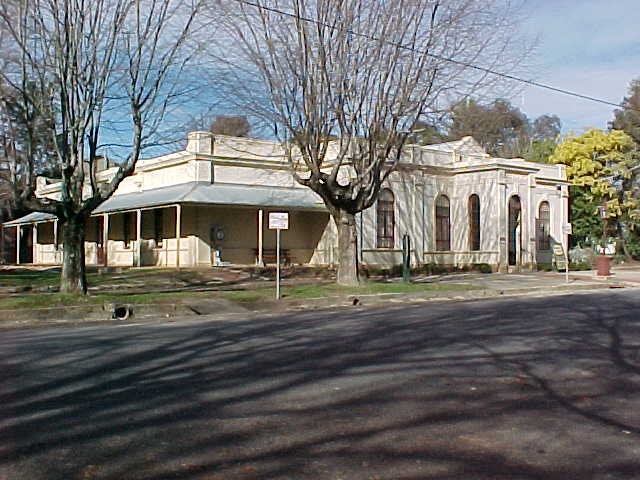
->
xmin=283 ymin=267 xmax=638 ymax=309
xmin=0 ymin=265 xmax=638 ymax=329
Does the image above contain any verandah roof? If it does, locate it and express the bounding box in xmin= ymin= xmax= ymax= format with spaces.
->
xmin=3 ymin=181 xmax=327 ymax=226
xmin=3 ymin=212 xmax=56 ymax=226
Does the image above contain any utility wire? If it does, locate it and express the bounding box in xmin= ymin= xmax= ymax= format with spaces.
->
xmin=233 ymin=0 xmax=626 ymax=111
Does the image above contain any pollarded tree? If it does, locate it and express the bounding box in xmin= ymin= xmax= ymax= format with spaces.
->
xmin=212 ymin=0 xmax=531 ymax=285
xmin=0 ymin=0 xmax=201 ymax=293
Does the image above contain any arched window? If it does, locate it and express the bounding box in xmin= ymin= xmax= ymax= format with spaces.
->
xmin=537 ymin=201 xmax=551 ymax=251
xmin=435 ymin=195 xmax=450 ymax=251
xmin=468 ymin=194 xmax=480 ymax=251
xmin=376 ymin=188 xmax=395 ymax=248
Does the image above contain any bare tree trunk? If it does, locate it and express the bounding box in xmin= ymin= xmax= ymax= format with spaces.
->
xmin=334 ymin=209 xmax=359 ymax=286
xmin=60 ymin=214 xmax=87 ymax=294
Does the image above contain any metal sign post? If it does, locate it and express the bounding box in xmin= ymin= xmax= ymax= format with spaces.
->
xmin=562 ymin=223 xmax=572 ymax=284
xmin=276 ymin=229 xmax=281 ymax=299
xmin=402 ymin=234 xmax=411 ymax=283
xmin=268 ymin=212 xmax=289 ymax=299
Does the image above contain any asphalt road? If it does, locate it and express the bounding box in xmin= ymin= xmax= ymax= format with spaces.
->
xmin=1 ymin=291 xmax=640 ymax=480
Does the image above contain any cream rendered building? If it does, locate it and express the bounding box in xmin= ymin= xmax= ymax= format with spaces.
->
xmin=3 ymin=131 xmax=568 ymax=272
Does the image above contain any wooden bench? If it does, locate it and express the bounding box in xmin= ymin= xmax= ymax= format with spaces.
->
xmin=254 ymin=248 xmax=291 ymax=265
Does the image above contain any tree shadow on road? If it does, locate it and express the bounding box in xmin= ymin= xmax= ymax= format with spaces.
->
xmin=1 ymin=292 xmax=640 ymax=479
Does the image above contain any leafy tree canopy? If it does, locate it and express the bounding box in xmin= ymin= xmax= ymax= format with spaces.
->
xmin=611 ymin=78 xmax=640 ymax=146
xmin=532 ymin=114 xmax=561 ymax=142
xmin=550 ymin=128 xmax=640 ymax=247
xmin=447 ymin=99 xmax=529 ymax=157
xmin=210 ymin=115 xmax=251 ymax=137
xmin=550 ymin=129 xmax=634 ymax=197
xmin=407 ymin=120 xmax=445 ymax=145
xmin=444 ymin=99 xmax=561 ymax=161
xmin=524 ymin=139 xmax=557 ymax=164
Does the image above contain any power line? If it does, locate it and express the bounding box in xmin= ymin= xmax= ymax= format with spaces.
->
xmin=233 ymin=0 xmax=626 ymax=111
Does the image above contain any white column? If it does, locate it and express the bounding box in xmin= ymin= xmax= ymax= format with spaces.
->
xmin=561 ymin=185 xmax=569 ymax=253
xmin=497 ymin=170 xmax=507 ymax=272
xmin=358 ymin=211 xmax=363 ymax=264
xmin=136 ymin=209 xmax=142 ymax=267
xmin=53 ymin=220 xmax=59 ymax=263
xmin=33 ymin=224 xmax=38 ymax=264
xmin=411 ymin=177 xmax=416 ymax=265
xmin=276 ymin=228 xmax=281 ymax=299
xmin=257 ymin=209 xmax=264 ymax=266
xmin=421 ymin=183 xmax=426 ymax=264
xmin=103 ymin=214 xmax=109 ymax=266
xmin=175 ymin=204 xmax=181 ymax=269
xmin=527 ymin=175 xmax=535 ymax=268
xmin=16 ymin=225 xmax=20 ymax=265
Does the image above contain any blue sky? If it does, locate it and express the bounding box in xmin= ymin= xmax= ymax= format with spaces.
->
xmin=517 ymin=0 xmax=640 ymax=133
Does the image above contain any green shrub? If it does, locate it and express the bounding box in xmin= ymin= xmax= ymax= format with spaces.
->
xmin=413 ymin=263 xmax=447 ymax=275
xmin=389 ymin=264 xmax=404 ymax=277
xmin=569 ymin=261 xmax=591 ymax=271
xmin=622 ymin=234 xmax=640 ymax=260
xmin=473 ymin=263 xmax=493 ymax=274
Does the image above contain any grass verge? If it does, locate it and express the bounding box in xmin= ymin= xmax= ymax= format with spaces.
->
xmin=0 ymin=291 xmax=205 ymax=310
xmin=0 ymin=280 xmax=478 ymax=311
xmin=221 ymin=281 xmax=478 ymax=306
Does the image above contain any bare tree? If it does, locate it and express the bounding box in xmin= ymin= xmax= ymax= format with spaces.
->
xmin=0 ymin=0 xmax=201 ymax=293
xmin=212 ymin=0 xmax=531 ymax=285
xmin=0 ymin=81 xmax=58 ymax=221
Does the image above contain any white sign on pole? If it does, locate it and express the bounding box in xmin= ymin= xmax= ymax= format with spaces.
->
xmin=269 ymin=212 xmax=289 ymax=230
xmin=268 ymin=212 xmax=289 ymax=300
xmin=563 ymin=223 xmax=572 ymax=235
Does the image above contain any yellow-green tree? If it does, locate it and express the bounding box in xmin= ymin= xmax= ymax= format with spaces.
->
xmin=550 ymin=128 xmax=639 ymax=255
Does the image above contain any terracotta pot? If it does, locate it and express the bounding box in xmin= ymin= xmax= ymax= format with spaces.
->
xmin=595 ymin=255 xmax=612 ymax=276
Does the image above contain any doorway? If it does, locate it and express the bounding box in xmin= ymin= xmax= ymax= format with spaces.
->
xmin=96 ymin=219 xmax=105 ymax=265
xmin=508 ymin=195 xmax=521 ymax=266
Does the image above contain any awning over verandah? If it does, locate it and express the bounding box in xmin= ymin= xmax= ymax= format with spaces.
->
xmin=2 ymin=181 xmax=327 ymax=265
xmin=3 ymin=211 xmax=56 ymax=226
